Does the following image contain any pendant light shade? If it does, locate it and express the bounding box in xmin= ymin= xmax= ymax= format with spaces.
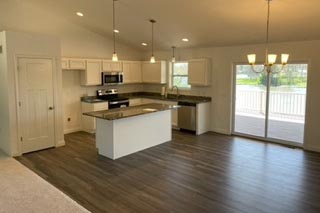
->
xmin=247 ymin=0 xmax=289 ymax=73
xmin=150 ymin=19 xmax=156 ymax=63
xmin=112 ymin=53 xmax=118 ymax=61
xmin=172 ymin=46 xmax=176 ymax=63
xmin=112 ymin=0 xmax=119 ymax=61
xmin=150 ymin=55 xmax=156 ymax=63
xmin=281 ymin=54 xmax=289 ymax=65
xmin=247 ymin=54 xmax=256 ymax=65
xmin=267 ymin=54 xmax=277 ymax=65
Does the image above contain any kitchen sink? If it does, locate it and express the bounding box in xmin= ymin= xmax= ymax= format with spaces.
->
xmin=143 ymin=108 xmax=158 ymax=112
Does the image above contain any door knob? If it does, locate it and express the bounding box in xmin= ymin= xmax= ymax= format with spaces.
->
xmin=49 ymin=106 xmax=55 ymax=110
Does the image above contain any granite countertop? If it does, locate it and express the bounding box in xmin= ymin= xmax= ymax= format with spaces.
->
xmin=82 ymin=92 xmax=211 ymax=104
xmin=83 ymin=103 xmax=179 ymax=120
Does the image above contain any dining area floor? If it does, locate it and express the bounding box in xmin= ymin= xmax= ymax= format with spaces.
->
xmin=16 ymin=130 xmax=320 ymax=213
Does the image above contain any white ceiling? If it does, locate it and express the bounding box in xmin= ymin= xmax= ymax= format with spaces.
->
xmin=26 ymin=0 xmax=320 ymax=51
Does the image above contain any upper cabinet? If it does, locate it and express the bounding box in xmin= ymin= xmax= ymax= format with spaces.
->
xmin=61 ymin=57 xmax=168 ymax=86
xmin=61 ymin=58 xmax=69 ymax=69
xmin=188 ymin=58 xmax=211 ymax=86
xmin=102 ymin=60 xmax=122 ymax=72
xmin=62 ymin=58 xmax=86 ymax=70
xmin=122 ymin=61 xmax=142 ymax=84
xmin=142 ymin=61 xmax=166 ymax=84
xmin=80 ymin=59 xmax=102 ymax=86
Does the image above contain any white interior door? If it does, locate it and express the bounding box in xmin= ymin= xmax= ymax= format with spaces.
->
xmin=18 ymin=58 xmax=55 ymax=153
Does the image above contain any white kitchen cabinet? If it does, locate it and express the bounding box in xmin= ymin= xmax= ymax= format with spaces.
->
xmin=129 ymin=98 xmax=143 ymax=106
xmin=69 ymin=58 xmax=86 ymax=70
xmin=80 ymin=59 xmax=102 ymax=86
xmin=122 ymin=61 xmax=142 ymax=84
xmin=61 ymin=58 xmax=86 ymax=70
xmin=102 ymin=60 xmax=122 ymax=72
xmin=82 ymin=102 xmax=108 ymax=133
xmin=61 ymin=58 xmax=69 ymax=69
xmin=142 ymin=61 xmax=166 ymax=84
xmin=188 ymin=58 xmax=211 ymax=86
xmin=196 ymin=102 xmax=211 ymax=135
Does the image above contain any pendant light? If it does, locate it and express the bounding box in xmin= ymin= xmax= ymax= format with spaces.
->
xmin=247 ymin=0 xmax=289 ymax=73
xmin=112 ymin=0 xmax=118 ymax=61
xmin=150 ymin=19 xmax=156 ymax=63
xmin=171 ymin=46 xmax=176 ymax=63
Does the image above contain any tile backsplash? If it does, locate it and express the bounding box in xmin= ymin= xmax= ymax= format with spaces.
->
xmin=81 ymin=84 xmax=144 ymax=97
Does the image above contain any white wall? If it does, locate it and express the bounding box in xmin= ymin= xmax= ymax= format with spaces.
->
xmin=145 ymin=40 xmax=320 ymax=152
xmin=0 ymin=32 xmax=11 ymax=154
xmin=0 ymin=31 xmax=63 ymax=156
xmin=0 ymin=0 xmax=144 ymax=134
xmin=0 ymin=0 xmax=142 ymax=59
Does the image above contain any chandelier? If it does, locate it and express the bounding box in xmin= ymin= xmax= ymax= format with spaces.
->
xmin=247 ymin=0 xmax=289 ymax=73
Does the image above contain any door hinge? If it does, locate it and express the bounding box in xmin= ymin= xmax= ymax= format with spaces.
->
xmin=20 ymin=137 xmax=23 ymax=142
xmin=18 ymin=101 xmax=21 ymax=107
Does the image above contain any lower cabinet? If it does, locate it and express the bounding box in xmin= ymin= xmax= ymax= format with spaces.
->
xmin=82 ymin=102 xmax=108 ymax=133
xmin=129 ymin=98 xmax=143 ymax=106
xmin=195 ymin=102 xmax=211 ymax=135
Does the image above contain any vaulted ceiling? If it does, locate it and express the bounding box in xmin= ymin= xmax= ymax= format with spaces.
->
xmin=22 ymin=0 xmax=320 ymax=50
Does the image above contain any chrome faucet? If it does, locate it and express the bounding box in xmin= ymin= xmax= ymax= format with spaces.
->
xmin=171 ymin=86 xmax=180 ymax=100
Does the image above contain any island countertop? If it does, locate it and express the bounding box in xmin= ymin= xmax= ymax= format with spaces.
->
xmin=83 ymin=103 xmax=179 ymax=121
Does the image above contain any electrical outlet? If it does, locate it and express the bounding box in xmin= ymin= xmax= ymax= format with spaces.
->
xmin=67 ymin=118 xmax=71 ymax=122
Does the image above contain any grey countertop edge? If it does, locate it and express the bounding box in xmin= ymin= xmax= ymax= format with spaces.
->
xmin=82 ymin=93 xmax=211 ymax=104
xmin=83 ymin=103 xmax=179 ymax=121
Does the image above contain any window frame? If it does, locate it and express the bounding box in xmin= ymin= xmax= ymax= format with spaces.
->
xmin=170 ymin=61 xmax=191 ymax=90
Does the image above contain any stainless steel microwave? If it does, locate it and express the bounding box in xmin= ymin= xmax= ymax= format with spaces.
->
xmin=101 ymin=72 xmax=123 ymax=85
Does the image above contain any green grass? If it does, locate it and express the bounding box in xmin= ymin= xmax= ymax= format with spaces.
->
xmin=236 ymin=79 xmax=260 ymax=85
xmin=237 ymin=77 xmax=307 ymax=88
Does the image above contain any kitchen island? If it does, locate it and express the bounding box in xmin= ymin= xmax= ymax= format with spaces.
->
xmin=84 ymin=103 xmax=179 ymax=160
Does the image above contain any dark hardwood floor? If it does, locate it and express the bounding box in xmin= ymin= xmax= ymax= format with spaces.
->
xmin=16 ymin=131 xmax=320 ymax=213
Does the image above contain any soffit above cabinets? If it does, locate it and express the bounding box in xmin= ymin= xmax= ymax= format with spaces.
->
xmin=18 ymin=0 xmax=320 ymax=50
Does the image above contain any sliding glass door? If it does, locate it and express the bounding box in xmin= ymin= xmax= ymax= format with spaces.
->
xmin=233 ymin=64 xmax=308 ymax=145
xmin=234 ymin=65 xmax=266 ymax=137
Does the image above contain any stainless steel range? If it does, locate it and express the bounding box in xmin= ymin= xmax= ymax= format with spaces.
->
xmin=96 ymin=89 xmax=129 ymax=109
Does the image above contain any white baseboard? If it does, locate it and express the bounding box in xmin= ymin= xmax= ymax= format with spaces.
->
xmin=56 ymin=140 xmax=65 ymax=147
xmin=211 ymin=128 xmax=231 ymax=135
xmin=64 ymin=127 xmax=82 ymax=134
xmin=303 ymin=144 xmax=320 ymax=153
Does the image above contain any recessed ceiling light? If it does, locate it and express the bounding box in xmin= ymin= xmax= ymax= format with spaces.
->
xmin=113 ymin=29 xmax=119 ymax=33
xmin=182 ymin=38 xmax=189 ymax=42
xmin=141 ymin=43 xmax=148 ymax=46
xmin=76 ymin=12 xmax=84 ymax=17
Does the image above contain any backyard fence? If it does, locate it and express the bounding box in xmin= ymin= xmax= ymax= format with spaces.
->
xmin=236 ymin=90 xmax=306 ymax=120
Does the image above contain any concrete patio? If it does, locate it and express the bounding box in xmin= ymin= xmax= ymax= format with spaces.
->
xmin=234 ymin=114 xmax=304 ymax=143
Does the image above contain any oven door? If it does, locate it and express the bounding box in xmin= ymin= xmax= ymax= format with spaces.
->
xmin=102 ymin=72 xmax=123 ymax=85
xmin=108 ymin=100 xmax=129 ymax=109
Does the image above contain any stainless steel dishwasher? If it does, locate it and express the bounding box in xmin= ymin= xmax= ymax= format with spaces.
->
xmin=178 ymin=101 xmax=196 ymax=132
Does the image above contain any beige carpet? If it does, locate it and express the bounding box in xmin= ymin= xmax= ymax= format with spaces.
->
xmin=0 ymin=151 xmax=90 ymax=213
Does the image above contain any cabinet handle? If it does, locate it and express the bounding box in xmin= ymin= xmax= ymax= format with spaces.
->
xmin=49 ymin=106 xmax=55 ymax=110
